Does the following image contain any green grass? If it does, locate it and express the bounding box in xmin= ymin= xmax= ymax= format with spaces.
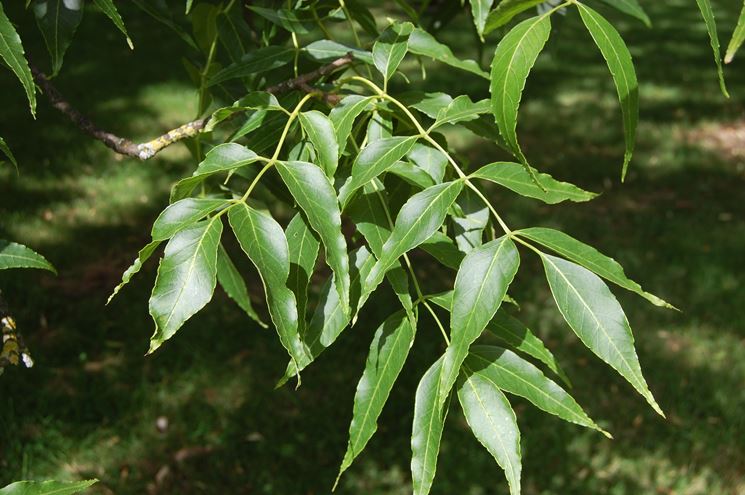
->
xmin=1 ymin=1 xmax=745 ymax=494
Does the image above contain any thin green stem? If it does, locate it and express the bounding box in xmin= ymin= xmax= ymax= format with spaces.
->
xmin=239 ymin=92 xmax=317 ymax=203
xmin=423 ymin=300 xmax=450 ymax=345
xmin=344 ymin=76 xmax=513 ymax=236
xmin=368 ymin=179 xmax=448 ymax=345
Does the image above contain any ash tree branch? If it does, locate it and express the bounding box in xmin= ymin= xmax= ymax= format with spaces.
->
xmin=30 ymin=54 xmax=354 ymax=161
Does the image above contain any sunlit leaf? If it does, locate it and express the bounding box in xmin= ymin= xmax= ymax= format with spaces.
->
xmin=373 ymin=21 xmax=414 ymax=84
xmin=337 ymin=310 xmax=417 ymax=482
xmin=432 ymin=96 xmax=491 ymax=130
xmin=411 ymin=355 xmax=448 ymax=495
xmin=229 ymin=203 xmax=309 ymax=365
xmin=0 ymin=240 xmax=56 ymax=273
xmin=108 ymin=241 xmax=160 ymax=304
xmin=540 ymin=253 xmax=664 ymax=416
xmin=484 ymin=0 xmax=545 ymax=33
xmin=490 ymin=15 xmax=552 ymax=166
xmin=439 ymin=235 xmax=520 ymax=406
xmin=577 ymin=3 xmax=639 ymax=179
xmin=93 ymin=0 xmax=133 ymax=48
xmin=303 ymin=39 xmax=373 ymax=64
xmin=361 ymin=180 xmax=464 ymax=308
xmin=298 ymin=111 xmax=340 ymax=177
xmin=408 ymin=28 xmax=489 ymax=78
xmin=693 ymin=0 xmax=729 ymax=96
xmin=517 ymin=227 xmax=673 ymax=308
xmin=171 ymin=144 xmax=260 ymax=202
xmin=148 ymin=218 xmax=222 ymax=353
xmin=0 ymin=3 xmax=36 ymax=116
xmin=725 ymin=1 xmax=745 ymax=63
xmin=0 ymin=137 xmax=18 ymax=170
xmin=468 ymin=345 xmax=605 ymax=434
xmin=470 ymin=162 xmax=597 ymax=204
xmin=457 ymin=365 xmax=521 ymax=495
xmin=277 ymin=160 xmax=351 ymax=318
xmin=151 ymin=198 xmax=227 ymax=241
xmin=470 ymin=0 xmax=495 ymax=39
xmin=339 ymin=136 xmax=418 ymax=207
xmin=0 ymin=479 xmax=97 ymax=495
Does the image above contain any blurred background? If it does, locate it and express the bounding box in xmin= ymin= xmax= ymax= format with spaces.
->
xmin=0 ymin=1 xmax=744 ymax=494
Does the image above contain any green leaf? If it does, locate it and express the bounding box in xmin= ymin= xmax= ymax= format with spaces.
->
xmin=470 ymin=162 xmax=597 ymax=204
xmin=208 ymin=46 xmax=294 ymax=86
xmin=468 ymin=345 xmax=605 ymax=434
xmin=540 ymin=253 xmax=663 ymax=416
xmin=490 ymin=15 xmax=552 ymax=166
xmin=33 ymin=0 xmax=84 ymax=76
xmin=401 ymin=91 xmax=453 ymax=119
xmin=171 ymin=144 xmax=260 ymax=201
xmin=407 ymin=142 xmax=447 ymax=184
xmin=517 ymin=227 xmax=673 ymax=308
xmin=336 ymin=310 xmax=417 ymax=483
xmin=0 ymin=3 xmax=36 ymax=116
xmin=361 ymin=180 xmax=464 ymax=308
xmin=280 ymin=246 xmax=376 ymax=384
xmin=457 ymin=365 xmax=521 ymax=495
xmin=216 ymin=243 xmax=266 ymax=328
xmin=484 ymin=0 xmax=545 ymax=33
xmin=577 ymin=3 xmax=639 ymax=180
xmin=432 ymin=96 xmax=491 ymax=130
xmin=693 ymin=0 xmax=729 ymax=96
xmin=277 ymin=161 xmax=351 ymax=318
xmin=132 ymin=0 xmax=196 ymax=49
xmin=247 ymin=6 xmax=313 ymax=34
xmin=0 ymin=137 xmax=18 ymax=170
xmin=430 ymin=291 xmax=569 ymax=385
xmin=148 ymin=218 xmax=222 ymax=353
xmin=408 ymin=28 xmax=489 ymax=78
xmin=339 ymin=136 xmax=419 ymax=208
xmin=452 ymin=188 xmax=489 ymax=254
xmin=228 ymin=203 xmax=309 ymax=366
xmin=0 ymin=240 xmax=56 ymax=273
xmin=725 ymin=1 xmax=745 ymax=63
xmin=366 ymin=110 xmax=393 ymax=142
xmin=346 ymin=181 xmax=416 ymax=320
xmin=217 ymin=5 xmax=252 ymax=63
xmin=329 ymin=95 xmax=374 ymax=156
xmin=303 ymin=39 xmax=373 ymax=65
xmin=207 ymin=93 xmax=284 ymax=132
xmin=373 ymin=22 xmax=414 ymax=84
xmin=93 ymin=0 xmax=133 ymax=48
xmin=285 ymin=212 xmax=320 ymax=337
xmin=420 ymin=232 xmax=464 ymax=270
xmin=596 ymin=0 xmax=651 ymax=27
xmin=387 ymin=161 xmax=435 ymax=190
xmin=0 ymin=479 xmax=97 ymax=495
xmin=344 ymin=0 xmax=379 ymax=37
xmin=438 ymin=236 xmax=520 ymax=406
xmin=411 ymin=355 xmax=448 ymax=495
xmin=470 ymin=0 xmax=495 ymax=39
xmin=487 ymin=310 xmax=570 ymax=386
xmin=151 ymin=198 xmax=227 ymax=242
xmin=108 ymin=241 xmax=160 ymax=304
xmin=298 ymin=111 xmax=339 ymax=177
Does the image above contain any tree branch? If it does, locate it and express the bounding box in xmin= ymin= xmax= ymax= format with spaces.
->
xmin=31 ymin=54 xmax=354 ymax=161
